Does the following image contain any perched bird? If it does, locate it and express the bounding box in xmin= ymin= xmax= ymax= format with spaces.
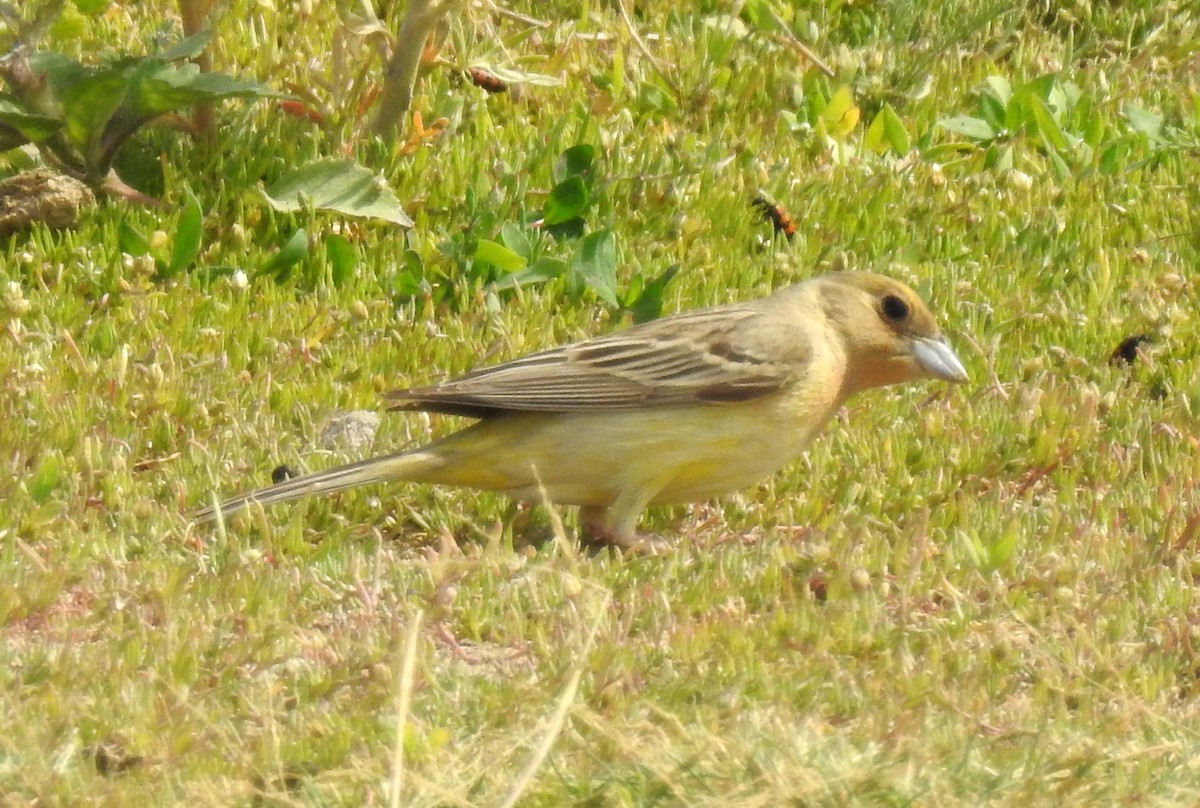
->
xmin=196 ymin=272 xmax=967 ymax=549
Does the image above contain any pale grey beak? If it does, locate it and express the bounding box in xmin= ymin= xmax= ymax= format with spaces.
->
xmin=912 ymin=336 xmax=968 ymax=383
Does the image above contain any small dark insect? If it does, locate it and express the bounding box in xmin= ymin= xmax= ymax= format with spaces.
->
xmin=808 ymin=575 xmax=828 ymax=603
xmin=466 ymin=67 xmax=508 ymax=93
xmin=90 ymin=743 xmax=145 ymax=777
xmin=1111 ymin=334 xmax=1151 ymax=365
xmin=272 ymin=464 xmax=299 ymax=484
xmin=752 ymin=196 xmax=796 ymax=241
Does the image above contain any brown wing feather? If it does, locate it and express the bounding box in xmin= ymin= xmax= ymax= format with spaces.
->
xmin=385 ymin=303 xmax=811 ymax=417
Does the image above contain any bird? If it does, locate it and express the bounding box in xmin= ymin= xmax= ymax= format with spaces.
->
xmin=195 ymin=271 xmax=968 ymax=549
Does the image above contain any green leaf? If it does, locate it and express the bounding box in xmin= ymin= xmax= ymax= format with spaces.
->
xmin=393 ymin=250 xmax=428 ymax=300
xmin=571 ymin=230 xmax=618 ymax=307
xmin=490 ymin=256 xmax=568 ymax=291
xmin=128 ymin=62 xmax=285 ymax=123
xmin=56 ymin=66 xmax=129 ymax=157
xmin=28 ymin=453 xmax=61 ymax=504
xmin=881 ymin=104 xmax=910 ymax=154
xmin=1026 ymin=95 xmax=1068 ymax=151
xmin=0 ymin=96 xmax=64 ymax=143
xmin=326 ymin=234 xmax=356 ymax=286
xmin=820 ymin=85 xmax=860 ymax=139
xmin=865 ymin=103 xmax=909 ymax=155
xmin=635 ymin=81 xmax=676 ymax=118
xmin=554 ymin=144 xmax=596 ymax=184
xmin=118 ymin=220 xmax=153 ymax=257
xmin=983 ymin=143 xmax=1013 ymax=171
xmin=1047 ymin=148 xmax=1070 ymax=181
xmin=499 ymin=221 xmax=532 ymax=260
xmin=158 ymin=32 xmax=212 ymax=61
xmin=259 ymin=229 xmax=309 ymax=281
xmin=1083 ymin=114 xmax=1106 ymax=149
xmin=1098 ymin=140 xmax=1127 ymax=173
xmin=263 ymin=159 xmax=413 ymax=226
xmin=626 ymin=263 xmax=680 ymax=323
xmin=542 ymin=175 xmax=589 ymax=225
xmin=474 ymin=238 xmax=527 ymax=272
xmin=982 ymin=76 xmax=1012 ymax=108
xmin=162 ymin=187 xmax=203 ymax=278
xmin=1124 ymin=104 xmax=1162 ymax=141
xmin=865 ymin=110 xmax=887 ymax=154
xmin=978 ymin=91 xmax=1007 ymax=131
xmin=938 ymin=116 xmax=995 ymax=141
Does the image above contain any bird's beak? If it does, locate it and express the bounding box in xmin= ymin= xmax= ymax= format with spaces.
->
xmin=911 ymin=335 xmax=968 ymax=383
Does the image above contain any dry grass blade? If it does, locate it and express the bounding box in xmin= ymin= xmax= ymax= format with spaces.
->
xmin=389 ymin=609 xmax=425 ymax=808
xmin=496 ymin=588 xmax=610 ymax=808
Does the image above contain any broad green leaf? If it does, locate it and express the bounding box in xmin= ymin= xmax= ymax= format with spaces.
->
xmin=938 ymin=116 xmax=995 ymax=141
xmin=163 ymin=187 xmax=203 ymax=278
xmin=542 ymin=175 xmax=589 ymax=225
xmin=979 ymin=90 xmax=1006 ymax=130
xmin=865 ymin=111 xmax=887 ymax=154
xmin=158 ymin=32 xmax=212 ymax=61
xmin=1098 ymin=140 xmax=1127 ymax=173
xmin=554 ymin=144 xmax=596 ymax=184
xmin=865 ymin=103 xmax=909 ymax=155
xmin=1124 ymin=104 xmax=1162 ymax=141
xmin=326 ymin=234 xmax=356 ymax=286
xmin=1023 ymin=74 xmax=1058 ymax=101
xmin=0 ymin=96 xmax=64 ymax=143
xmin=499 ymin=221 xmax=532 ymax=260
xmin=821 ymin=85 xmax=860 ymax=139
xmin=55 ymin=67 xmax=129 ymax=156
xmin=635 ymin=81 xmax=676 ymax=117
xmin=130 ymin=62 xmax=284 ymax=122
xmin=982 ymin=76 xmax=1012 ymax=107
xmin=393 ymin=250 xmax=428 ymax=300
xmin=983 ymin=143 xmax=1013 ymax=171
xmin=28 ymin=453 xmax=61 ymax=504
xmin=1026 ymin=95 xmax=1068 ymax=151
xmin=881 ymin=104 xmax=910 ymax=154
xmin=1047 ymin=148 xmax=1070 ymax=181
xmin=571 ymin=230 xmax=618 ymax=307
xmin=626 ymin=263 xmax=679 ymax=323
xmin=117 ymin=220 xmax=153 ymax=257
xmin=259 ymin=229 xmax=309 ymax=281
xmin=263 ymin=159 xmax=413 ymax=226
xmin=1083 ymin=114 xmax=1106 ymax=149
xmin=474 ymin=238 xmax=527 ymax=272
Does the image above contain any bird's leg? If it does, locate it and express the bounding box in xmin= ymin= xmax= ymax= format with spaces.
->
xmin=578 ymin=502 xmax=670 ymax=556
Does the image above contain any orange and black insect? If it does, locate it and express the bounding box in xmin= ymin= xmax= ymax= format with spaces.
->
xmin=1111 ymin=334 xmax=1151 ymax=365
xmin=752 ymin=196 xmax=796 ymax=241
xmin=465 ymin=67 xmax=508 ymax=93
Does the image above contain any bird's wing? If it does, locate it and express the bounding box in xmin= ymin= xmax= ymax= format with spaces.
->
xmin=385 ymin=304 xmax=813 ymax=417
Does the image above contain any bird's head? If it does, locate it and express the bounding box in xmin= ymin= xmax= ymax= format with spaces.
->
xmin=818 ymin=272 xmax=968 ymax=397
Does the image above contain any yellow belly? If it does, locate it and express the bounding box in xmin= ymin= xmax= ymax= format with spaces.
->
xmin=418 ymin=388 xmax=841 ymax=508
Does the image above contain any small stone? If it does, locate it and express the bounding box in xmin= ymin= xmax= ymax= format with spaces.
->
xmin=320 ymin=410 xmax=380 ymax=453
xmin=0 ymin=169 xmax=95 ymax=236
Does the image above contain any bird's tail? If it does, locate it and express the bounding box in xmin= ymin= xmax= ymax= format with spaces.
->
xmin=192 ymin=448 xmax=441 ymax=522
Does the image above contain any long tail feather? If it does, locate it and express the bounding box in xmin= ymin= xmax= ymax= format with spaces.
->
xmin=192 ymin=449 xmax=439 ymax=522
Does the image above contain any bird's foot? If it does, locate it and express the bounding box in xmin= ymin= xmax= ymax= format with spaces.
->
xmin=579 ymin=530 xmax=671 ymax=556
xmin=578 ymin=510 xmax=670 ymax=556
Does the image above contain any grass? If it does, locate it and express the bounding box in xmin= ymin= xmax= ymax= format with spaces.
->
xmin=3 ymin=0 xmax=1200 ymax=804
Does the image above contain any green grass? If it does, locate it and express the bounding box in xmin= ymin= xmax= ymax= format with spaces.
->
xmin=3 ymin=0 xmax=1200 ymax=804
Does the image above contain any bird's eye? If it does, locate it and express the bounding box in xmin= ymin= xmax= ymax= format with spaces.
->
xmin=881 ymin=294 xmax=909 ymax=322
